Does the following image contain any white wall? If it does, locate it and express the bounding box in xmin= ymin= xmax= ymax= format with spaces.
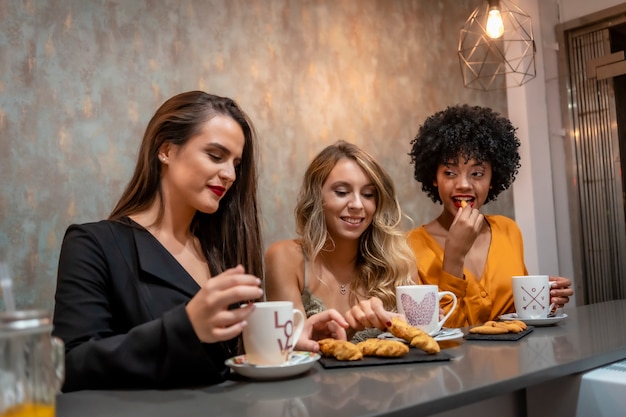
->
xmin=507 ymin=0 xmax=560 ymax=279
xmin=509 ymin=0 xmax=625 ymax=306
xmin=558 ymin=0 xmax=626 ymax=22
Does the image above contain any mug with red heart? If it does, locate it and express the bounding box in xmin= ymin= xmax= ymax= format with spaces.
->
xmin=396 ymin=285 xmax=458 ymax=336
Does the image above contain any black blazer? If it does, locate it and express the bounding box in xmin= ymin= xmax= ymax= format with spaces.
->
xmin=52 ymin=218 xmax=237 ymax=392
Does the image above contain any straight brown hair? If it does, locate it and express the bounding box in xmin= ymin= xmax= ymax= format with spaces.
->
xmin=109 ymin=91 xmax=263 ymax=278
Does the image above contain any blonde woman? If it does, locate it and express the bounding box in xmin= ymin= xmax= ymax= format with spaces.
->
xmin=265 ymin=141 xmax=416 ymax=345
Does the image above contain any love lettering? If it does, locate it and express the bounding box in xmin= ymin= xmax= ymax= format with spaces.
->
xmin=274 ymin=311 xmax=295 ymax=351
xmin=521 ymin=285 xmax=547 ymax=310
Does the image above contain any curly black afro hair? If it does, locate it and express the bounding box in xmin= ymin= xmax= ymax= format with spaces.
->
xmin=409 ymin=104 xmax=520 ymax=205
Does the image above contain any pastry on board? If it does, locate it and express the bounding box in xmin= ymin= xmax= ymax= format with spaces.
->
xmin=387 ymin=317 xmax=440 ymax=354
xmin=469 ymin=319 xmax=527 ymax=334
xmin=318 ymin=338 xmax=363 ymax=361
xmin=356 ymin=338 xmax=409 ymax=357
xmin=318 ymin=337 xmax=409 ymax=361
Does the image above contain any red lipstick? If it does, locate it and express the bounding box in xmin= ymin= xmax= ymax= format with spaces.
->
xmin=208 ymin=185 xmax=225 ymax=197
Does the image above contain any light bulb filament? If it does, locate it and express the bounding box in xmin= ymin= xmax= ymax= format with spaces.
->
xmin=486 ymin=8 xmax=504 ymax=38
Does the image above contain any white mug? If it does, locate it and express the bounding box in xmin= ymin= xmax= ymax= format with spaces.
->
xmin=396 ymin=285 xmax=458 ymax=336
xmin=242 ymin=301 xmax=305 ymax=365
xmin=512 ymin=275 xmax=551 ymax=319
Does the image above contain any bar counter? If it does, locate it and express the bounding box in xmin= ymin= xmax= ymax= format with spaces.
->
xmin=57 ymin=300 xmax=626 ymax=417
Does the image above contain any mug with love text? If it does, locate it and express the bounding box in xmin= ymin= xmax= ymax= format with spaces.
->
xmin=242 ymin=301 xmax=305 ymax=366
xmin=512 ymin=275 xmax=552 ymax=319
xmin=396 ymin=285 xmax=458 ymax=336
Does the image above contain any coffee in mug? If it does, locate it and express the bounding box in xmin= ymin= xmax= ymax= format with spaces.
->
xmin=242 ymin=301 xmax=305 ymax=365
xmin=512 ymin=275 xmax=551 ymax=319
xmin=396 ymin=285 xmax=458 ymax=336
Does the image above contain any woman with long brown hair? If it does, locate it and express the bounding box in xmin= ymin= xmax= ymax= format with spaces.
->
xmin=53 ymin=91 xmax=346 ymax=391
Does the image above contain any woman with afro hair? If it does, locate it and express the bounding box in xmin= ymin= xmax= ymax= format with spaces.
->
xmin=407 ymin=104 xmax=573 ymax=327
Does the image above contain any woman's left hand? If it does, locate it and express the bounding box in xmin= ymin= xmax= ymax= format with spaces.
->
xmin=295 ymin=309 xmax=349 ymax=352
xmin=549 ymin=276 xmax=574 ymax=309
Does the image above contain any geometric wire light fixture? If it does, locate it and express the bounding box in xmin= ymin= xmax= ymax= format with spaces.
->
xmin=458 ymin=0 xmax=536 ymax=90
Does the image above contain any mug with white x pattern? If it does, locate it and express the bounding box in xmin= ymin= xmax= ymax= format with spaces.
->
xmin=512 ymin=275 xmax=551 ymax=319
xmin=396 ymin=285 xmax=458 ymax=336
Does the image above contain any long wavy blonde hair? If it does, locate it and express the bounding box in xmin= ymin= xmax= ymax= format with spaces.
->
xmin=295 ymin=141 xmax=416 ymax=311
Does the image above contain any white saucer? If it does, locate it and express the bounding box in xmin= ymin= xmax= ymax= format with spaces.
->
xmin=225 ymin=351 xmax=320 ymax=380
xmin=378 ymin=328 xmax=464 ymax=343
xmin=433 ymin=327 xmax=464 ymax=341
xmin=499 ymin=313 xmax=568 ymax=326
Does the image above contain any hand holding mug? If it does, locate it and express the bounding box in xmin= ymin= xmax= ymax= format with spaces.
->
xmin=186 ymin=265 xmax=263 ymax=344
xmin=549 ymin=276 xmax=573 ymax=309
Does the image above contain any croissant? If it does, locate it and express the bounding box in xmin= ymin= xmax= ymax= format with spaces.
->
xmin=356 ymin=338 xmax=409 ymax=357
xmin=387 ymin=317 xmax=440 ymax=354
xmin=318 ymin=338 xmax=363 ymax=361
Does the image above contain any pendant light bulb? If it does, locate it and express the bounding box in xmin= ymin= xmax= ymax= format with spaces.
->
xmin=486 ymin=6 xmax=504 ymax=39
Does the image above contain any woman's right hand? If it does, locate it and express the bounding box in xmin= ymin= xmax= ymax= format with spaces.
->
xmin=447 ymin=204 xmax=484 ymax=255
xmin=295 ymin=309 xmax=349 ymax=352
xmin=185 ymin=265 xmax=263 ymax=343
xmin=343 ymin=297 xmax=398 ymax=332
xmin=442 ymin=204 xmax=485 ymax=278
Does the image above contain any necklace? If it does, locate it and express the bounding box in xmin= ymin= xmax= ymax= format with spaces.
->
xmin=339 ymin=283 xmax=347 ymax=296
xmin=320 ymin=255 xmax=352 ymax=296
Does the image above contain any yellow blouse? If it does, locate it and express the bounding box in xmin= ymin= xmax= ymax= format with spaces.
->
xmin=407 ymin=215 xmax=528 ymax=327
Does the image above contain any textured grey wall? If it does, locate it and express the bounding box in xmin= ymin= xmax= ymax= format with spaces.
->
xmin=0 ymin=0 xmax=509 ymax=310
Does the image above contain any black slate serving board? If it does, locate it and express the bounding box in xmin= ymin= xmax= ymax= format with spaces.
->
xmin=318 ymin=347 xmax=452 ymax=369
xmin=463 ymin=326 xmax=534 ymax=341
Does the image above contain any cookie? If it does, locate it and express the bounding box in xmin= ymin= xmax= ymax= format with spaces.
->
xmin=469 ymin=325 xmax=509 ymax=334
